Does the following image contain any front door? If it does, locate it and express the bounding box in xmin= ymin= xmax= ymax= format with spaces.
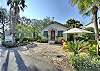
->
xmin=51 ymin=30 xmax=55 ymax=40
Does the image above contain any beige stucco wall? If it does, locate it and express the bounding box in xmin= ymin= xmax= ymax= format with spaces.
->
xmin=41 ymin=23 xmax=67 ymax=42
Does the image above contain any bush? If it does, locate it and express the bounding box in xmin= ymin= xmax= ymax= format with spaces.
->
xmin=22 ymin=38 xmax=33 ymax=42
xmin=41 ymin=39 xmax=48 ymax=43
xmin=69 ymin=55 xmax=100 ymax=71
xmin=15 ymin=37 xmax=33 ymax=46
xmin=2 ymin=41 xmax=17 ymax=48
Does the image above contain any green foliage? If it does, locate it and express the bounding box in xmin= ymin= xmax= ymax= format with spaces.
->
xmin=16 ymin=24 xmax=34 ymax=45
xmin=7 ymin=0 xmax=26 ymax=12
xmin=88 ymin=40 xmax=97 ymax=56
xmin=63 ymin=40 xmax=97 ymax=55
xmin=88 ymin=44 xmax=97 ymax=56
xmin=41 ymin=39 xmax=48 ymax=43
xmin=66 ymin=19 xmax=83 ymax=30
xmin=0 ymin=8 xmax=9 ymax=44
xmin=63 ymin=41 xmax=89 ymax=55
xmin=69 ymin=55 xmax=100 ymax=71
xmin=81 ymin=27 xmax=95 ymax=40
xmin=71 ymin=0 xmax=99 ymax=15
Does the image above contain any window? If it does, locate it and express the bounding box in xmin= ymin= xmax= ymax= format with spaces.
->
xmin=43 ymin=31 xmax=48 ymax=38
xmin=58 ymin=31 xmax=63 ymax=37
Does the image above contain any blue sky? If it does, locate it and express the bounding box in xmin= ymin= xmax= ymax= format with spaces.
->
xmin=0 ymin=0 xmax=100 ymax=25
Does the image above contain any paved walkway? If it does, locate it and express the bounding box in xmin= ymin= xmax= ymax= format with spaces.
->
xmin=0 ymin=43 xmax=74 ymax=71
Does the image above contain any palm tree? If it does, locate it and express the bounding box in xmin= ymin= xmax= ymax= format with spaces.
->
xmin=71 ymin=0 xmax=100 ymax=55
xmin=7 ymin=0 xmax=26 ymax=44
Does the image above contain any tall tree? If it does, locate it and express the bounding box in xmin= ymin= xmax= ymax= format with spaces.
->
xmin=7 ymin=0 xmax=26 ymax=44
xmin=66 ymin=19 xmax=83 ymax=30
xmin=71 ymin=0 xmax=100 ymax=55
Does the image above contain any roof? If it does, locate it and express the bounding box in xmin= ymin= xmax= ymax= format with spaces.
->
xmin=47 ymin=21 xmax=66 ymax=27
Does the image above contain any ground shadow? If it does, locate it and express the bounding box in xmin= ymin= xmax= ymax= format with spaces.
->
xmin=26 ymin=43 xmax=38 ymax=49
xmin=14 ymin=49 xmax=40 ymax=71
xmin=1 ymin=50 xmax=10 ymax=71
xmin=28 ymin=66 xmax=40 ymax=71
xmin=0 ymin=47 xmax=7 ymax=57
xmin=17 ymin=43 xmax=38 ymax=51
xmin=14 ymin=49 xmax=29 ymax=71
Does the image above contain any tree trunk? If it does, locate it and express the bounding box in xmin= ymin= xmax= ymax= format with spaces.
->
xmin=2 ymin=19 xmax=5 ymax=44
xmin=12 ymin=16 xmax=16 ymax=44
xmin=10 ymin=10 xmax=16 ymax=45
xmin=92 ymin=6 xmax=99 ymax=55
xmin=10 ymin=8 xmax=19 ymax=45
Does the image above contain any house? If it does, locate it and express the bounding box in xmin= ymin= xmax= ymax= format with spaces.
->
xmin=41 ymin=21 xmax=67 ymax=43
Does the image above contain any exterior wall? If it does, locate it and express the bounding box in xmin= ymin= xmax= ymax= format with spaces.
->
xmin=42 ymin=23 xmax=67 ymax=42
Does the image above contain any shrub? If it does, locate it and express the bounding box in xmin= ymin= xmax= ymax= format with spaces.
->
xmin=22 ymin=38 xmax=33 ymax=42
xmin=41 ymin=39 xmax=48 ymax=43
xmin=2 ymin=41 xmax=17 ymax=48
xmin=69 ymin=55 xmax=100 ymax=71
xmin=15 ymin=37 xmax=33 ymax=46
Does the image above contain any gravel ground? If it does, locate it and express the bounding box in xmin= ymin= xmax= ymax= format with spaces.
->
xmin=22 ymin=42 xmax=75 ymax=71
xmin=0 ymin=42 xmax=75 ymax=71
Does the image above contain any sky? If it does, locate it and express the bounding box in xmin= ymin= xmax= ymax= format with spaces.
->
xmin=0 ymin=0 xmax=100 ymax=25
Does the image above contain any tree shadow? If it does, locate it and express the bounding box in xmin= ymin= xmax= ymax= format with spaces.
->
xmin=14 ymin=49 xmax=29 ymax=71
xmin=0 ymin=47 xmax=7 ymax=57
xmin=1 ymin=50 xmax=10 ymax=71
xmin=14 ymin=49 xmax=40 ymax=71
xmin=28 ymin=66 xmax=40 ymax=71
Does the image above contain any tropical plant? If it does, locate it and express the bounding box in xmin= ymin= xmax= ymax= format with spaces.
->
xmin=71 ymin=0 xmax=100 ymax=55
xmin=7 ymin=0 xmax=26 ymax=44
xmin=63 ymin=41 xmax=90 ymax=55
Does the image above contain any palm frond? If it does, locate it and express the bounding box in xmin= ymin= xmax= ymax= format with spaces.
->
xmin=82 ymin=7 xmax=92 ymax=16
xmin=71 ymin=0 xmax=99 ymax=16
xmin=7 ymin=0 xmax=12 ymax=5
xmin=72 ymin=0 xmax=79 ymax=5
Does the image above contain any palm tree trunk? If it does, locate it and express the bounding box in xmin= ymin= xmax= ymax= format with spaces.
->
xmin=12 ymin=16 xmax=16 ymax=44
xmin=92 ymin=6 xmax=99 ymax=55
xmin=9 ymin=10 xmax=16 ymax=44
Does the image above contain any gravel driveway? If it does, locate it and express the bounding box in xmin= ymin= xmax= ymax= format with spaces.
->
xmin=0 ymin=43 xmax=74 ymax=71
